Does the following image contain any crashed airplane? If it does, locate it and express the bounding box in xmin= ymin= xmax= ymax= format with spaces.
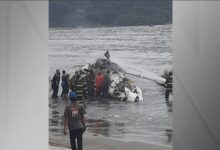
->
xmin=79 ymin=58 xmax=143 ymax=102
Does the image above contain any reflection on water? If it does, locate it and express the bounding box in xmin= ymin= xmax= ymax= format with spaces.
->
xmin=87 ymin=119 xmax=111 ymax=136
xmin=49 ymin=95 xmax=173 ymax=146
xmin=165 ymin=129 xmax=173 ymax=142
xmin=49 ymin=25 xmax=173 ymax=147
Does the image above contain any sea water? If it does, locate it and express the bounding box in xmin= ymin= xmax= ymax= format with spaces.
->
xmin=49 ymin=25 xmax=173 ymax=147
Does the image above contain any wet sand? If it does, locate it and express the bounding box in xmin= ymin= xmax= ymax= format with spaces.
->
xmin=49 ymin=134 xmax=172 ymax=150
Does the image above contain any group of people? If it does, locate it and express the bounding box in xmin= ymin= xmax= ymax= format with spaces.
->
xmin=50 ymin=68 xmax=112 ymax=150
xmin=51 ymin=50 xmax=172 ymax=150
xmin=51 ymin=69 xmax=70 ymax=99
xmin=51 ymin=68 xmax=112 ymax=101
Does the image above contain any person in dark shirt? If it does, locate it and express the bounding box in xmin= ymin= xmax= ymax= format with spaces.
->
xmin=64 ymin=91 xmax=85 ymax=150
xmin=165 ymin=71 xmax=173 ymax=103
xmin=104 ymin=50 xmax=110 ymax=63
xmin=51 ymin=69 xmax=60 ymax=99
xmin=103 ymin=70 xmax=111 ymax=98
xmin=70 ymin=71 xmax=79 ymax=89
xmin=87 ymin=70 xmax=95 ymax=97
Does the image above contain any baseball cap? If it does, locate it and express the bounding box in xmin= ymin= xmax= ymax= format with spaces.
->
xmin=69 ymin=91 xmax=77 ymax=101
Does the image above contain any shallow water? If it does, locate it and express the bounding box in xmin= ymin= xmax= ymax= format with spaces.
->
xmin=49 ymin=25 xmax=173 ymax=147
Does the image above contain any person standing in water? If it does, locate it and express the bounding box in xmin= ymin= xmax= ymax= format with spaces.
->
xmin=95 ymin=72 xmax=104 ymax=96
xmin=74 ymin=73 xmax=88 ymax=101
xmin=165 ymin=71 xmax=173 ymax=103
xmin=51 ymin=69 xmax=60 ymax=99
xmin=87 ymin=70 xmax=95 ymax=97
xmin=70 ymin=71 xmax=79 ymax=89
xmin=103 ymin=70 xmax=111 ymax=98
xmin=64 ymin=91 xmax=85 ymax=150
xmin=61 ymin=70 xmax=69 ymax=99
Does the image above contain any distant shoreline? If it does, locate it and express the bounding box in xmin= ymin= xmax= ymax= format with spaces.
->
xmin=49 ymin=23 xmax=172 ymax=30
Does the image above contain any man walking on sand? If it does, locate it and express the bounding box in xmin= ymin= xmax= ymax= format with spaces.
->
xmin=64 ymin=91 xmax=85 ymax=150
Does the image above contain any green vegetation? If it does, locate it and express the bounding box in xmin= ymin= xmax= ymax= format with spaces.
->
xmin=49 ymin=0 xmax=172 ymax=27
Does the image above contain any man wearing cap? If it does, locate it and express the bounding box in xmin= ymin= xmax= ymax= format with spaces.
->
xmin=64 ymin=91 xmax=85 ymax=150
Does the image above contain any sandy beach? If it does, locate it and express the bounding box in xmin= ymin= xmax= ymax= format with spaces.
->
xmin=49 ymin=134 xmax=172 ymax=150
